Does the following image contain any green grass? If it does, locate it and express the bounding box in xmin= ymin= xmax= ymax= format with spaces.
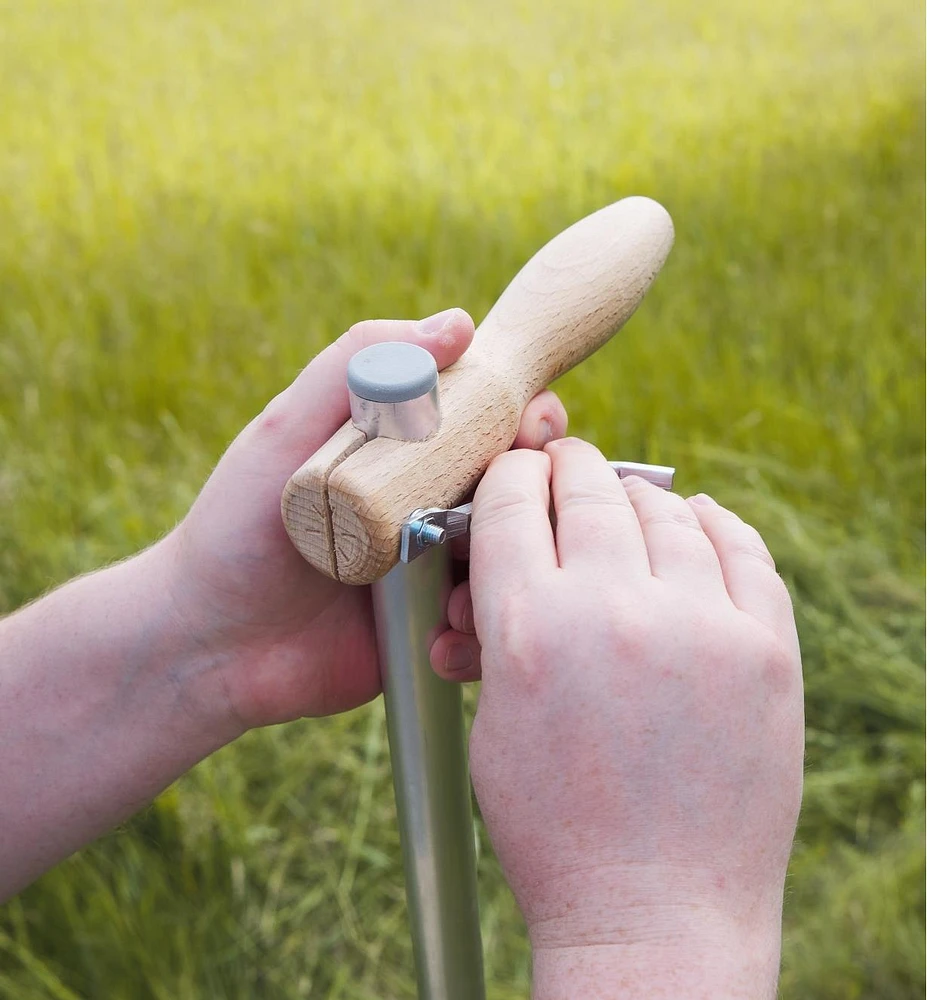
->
xmin=0 ymin=0 xmax=923 ymax=996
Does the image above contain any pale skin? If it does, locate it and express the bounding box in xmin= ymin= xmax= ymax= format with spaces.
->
xmin=0 ymin=308 xmax=565 ymax=895
xmin=461 ymin=442 xmax=804 ymax=999
xmin=0 ymin=309 xmax=804 ymax=997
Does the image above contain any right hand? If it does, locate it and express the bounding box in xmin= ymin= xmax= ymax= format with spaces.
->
xmin=465 ymin=438 xmax=804 ymax=997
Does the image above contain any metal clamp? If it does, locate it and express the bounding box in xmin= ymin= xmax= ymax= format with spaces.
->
xmin=401 ymin=504 xmax=475 ymax=562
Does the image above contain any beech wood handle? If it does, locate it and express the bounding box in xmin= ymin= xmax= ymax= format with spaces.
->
xmin=282 ymin=196 xmax=674 ymax=584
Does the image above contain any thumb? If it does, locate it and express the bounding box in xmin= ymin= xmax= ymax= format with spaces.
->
xmin=257 ymin=307 xmax=474 ymax=457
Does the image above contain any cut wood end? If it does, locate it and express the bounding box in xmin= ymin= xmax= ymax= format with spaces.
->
xmin=331 ymin=504 xmax=400 ymax=585
xmin=281 ymin=480 xmax=339 ymax=579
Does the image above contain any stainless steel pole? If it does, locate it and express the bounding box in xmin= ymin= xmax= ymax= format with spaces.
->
xmin=347 ymin=342 xmax=485 ymax=999
xmin=373 ymin=553 xmax=485 ymax=998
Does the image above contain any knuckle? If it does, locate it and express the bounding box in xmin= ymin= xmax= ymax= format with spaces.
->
xmin=475 ymin=453 xmax=548 ymax=519
xmin=706 ymin=504 xmax=742 ymax=523
xmin=597 ymin=591 xmax=654 ymax=661
xmin=473 ymin=486 xmax=542 ymax=533
xmin=756 ymin=635 xmax=799 ymax=694
xmin=252 ymin=391 xmax=293 ymax=439
xmin=557 ymin=488 xmax=634 ymax=514
xmin=604 ymin=616 xmax=649 ymax=663
xmin=638 ymin=503 xmax=703 ymax=533
xmin=488 ymin=587 xmax=554 ymax=692
xmin=731 ymin=527 xmax=777 ymax=570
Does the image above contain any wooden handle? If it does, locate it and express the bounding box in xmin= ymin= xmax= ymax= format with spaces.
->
xmin=283 ymin=196 xmax=674 ymax=584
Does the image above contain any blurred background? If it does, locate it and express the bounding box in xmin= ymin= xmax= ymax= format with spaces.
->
xmin=0 ymin=1 xmax=923 ymax=997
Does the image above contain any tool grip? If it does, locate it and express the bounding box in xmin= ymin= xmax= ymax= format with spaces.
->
xmin=474 ymin=196 xmax=674 ymax=403
xmin=283 ymin=196 xmax=674 ymax=584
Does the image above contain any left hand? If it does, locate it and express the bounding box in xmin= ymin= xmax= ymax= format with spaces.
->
xmin=161 ymin=309 xmax=567 ymax=731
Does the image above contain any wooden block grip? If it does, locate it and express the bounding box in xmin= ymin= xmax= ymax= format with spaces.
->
xmin=283 ymin=196 xmax=674 ymax=584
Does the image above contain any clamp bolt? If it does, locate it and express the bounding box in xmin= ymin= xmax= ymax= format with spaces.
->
xmin=409 ymin=519 xmax=447 ymax=547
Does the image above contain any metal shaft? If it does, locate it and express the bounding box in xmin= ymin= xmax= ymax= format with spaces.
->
xmin=373 ymin=552 xmax=485 ymax=998
xmin=348 ymin=341 xmax=485 ymax=998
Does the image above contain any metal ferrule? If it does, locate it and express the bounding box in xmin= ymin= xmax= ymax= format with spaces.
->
xmin=349 ymin=385 xmax=441 ymax=441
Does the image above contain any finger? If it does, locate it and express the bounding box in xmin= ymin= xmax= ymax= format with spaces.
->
xmin=430 ymin=629 xmax=482 ymax=682
xmin=511 ymin=389 xmax=569 ymax=451
xmin=622 ymin=477 xmax=727 ymax=591
xmin=255 ymin=308 xmax=475 ymax=456
xmin=448 ymin=391 xmax=568 ymax=565
xmin=544 ymin=437 xmax=650 ymax=575
xmin=447 ymin=579 xmax=475 ymax=634
xmin=469 ymin=449 xmax=556 ymax=597
xmin=687 ymin=494 xmax=797 ymax=636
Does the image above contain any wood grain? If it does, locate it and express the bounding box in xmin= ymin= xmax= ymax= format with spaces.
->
xmin=283 ymin=196 xmax=675 ymax=583
xmin=281 ymin=421 xmax=366 ymax=579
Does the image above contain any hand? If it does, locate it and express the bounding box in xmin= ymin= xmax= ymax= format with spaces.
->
xmin=160 ymin=309 xmax=567 ymax=731
xmin=465 ymin=438 xmax=804 ymax=998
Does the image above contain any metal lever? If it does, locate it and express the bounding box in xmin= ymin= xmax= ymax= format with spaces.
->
xmin=401 ymin=460 xmax=676 ymax=562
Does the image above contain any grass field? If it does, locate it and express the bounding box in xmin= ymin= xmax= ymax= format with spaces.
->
xmin=0 ymin=1 xmax=924 ymax=996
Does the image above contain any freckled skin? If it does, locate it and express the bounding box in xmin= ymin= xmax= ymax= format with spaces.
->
xmin=465 ymin=439 xmax=804 ymax=1000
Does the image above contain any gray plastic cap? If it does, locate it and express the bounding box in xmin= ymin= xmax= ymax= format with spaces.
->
xmin=346 ymin=342 xmax=438 ymax=403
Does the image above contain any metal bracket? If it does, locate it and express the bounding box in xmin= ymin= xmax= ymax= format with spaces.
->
xmin=400 ymin=460 xmax=675 ymax=563
xmin=401 ymin=504 xmax=474 ymax=563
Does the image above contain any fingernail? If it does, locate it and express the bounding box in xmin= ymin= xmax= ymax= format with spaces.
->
xmin=445 ymin=644 xmax=473 ymax=672
xmin=533 ymin=419 xmax=553 ymax=449
xmin=417 ymin=308 xmax=458 ymax=336
xmin=621 ymin=474 xmax=648 ymax=488
xmin=689 ymin=493 xmax=718 ymax=506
